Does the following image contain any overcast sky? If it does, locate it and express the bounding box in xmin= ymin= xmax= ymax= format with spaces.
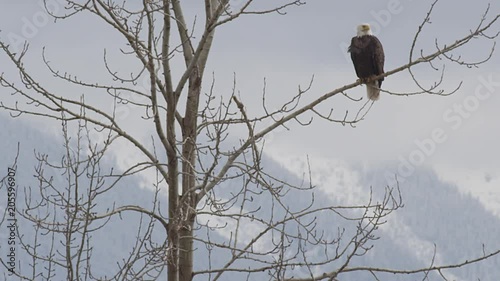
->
xmin=0 ymin=0 xmax=499 ymax=182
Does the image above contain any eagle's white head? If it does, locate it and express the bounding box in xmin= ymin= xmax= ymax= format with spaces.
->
xmin=356 ymin=24 xmax=373 ymax=37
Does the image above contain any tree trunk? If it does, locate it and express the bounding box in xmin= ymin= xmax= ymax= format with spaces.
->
xmin=178 ymin=67 xmax=202 ymax=281
xmin=179 ymin=214 xmax=195 ymax=281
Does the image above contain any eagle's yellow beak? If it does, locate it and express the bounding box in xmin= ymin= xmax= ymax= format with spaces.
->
xmin=362 ymin=25 xmax=370 ymax=32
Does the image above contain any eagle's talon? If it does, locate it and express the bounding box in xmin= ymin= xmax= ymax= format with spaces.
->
xmin=366 ymin=75 xmax=377 ymax=83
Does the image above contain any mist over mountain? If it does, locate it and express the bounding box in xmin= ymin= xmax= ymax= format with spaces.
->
xmin=0 ymin=115 xmax=499 ymax=280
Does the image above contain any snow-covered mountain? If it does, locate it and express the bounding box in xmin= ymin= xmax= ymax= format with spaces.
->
xmin=263 ymin=155 xmax=500 ymax=281
xmin=1 ymin=114 xmax=499 ymax=280
xmin=434 ymin=165 xmax=500 ymax=218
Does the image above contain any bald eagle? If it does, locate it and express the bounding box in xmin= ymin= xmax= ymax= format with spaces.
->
xmin=348 ymin=24 xmax=385 ymax=101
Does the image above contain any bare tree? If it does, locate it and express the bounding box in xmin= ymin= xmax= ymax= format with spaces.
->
xmin=0 ymin=1 xmax=499 ymax=280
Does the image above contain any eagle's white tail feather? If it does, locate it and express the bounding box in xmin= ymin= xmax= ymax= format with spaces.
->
xmin=366 ymin=81 xmax=380 ymax=101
